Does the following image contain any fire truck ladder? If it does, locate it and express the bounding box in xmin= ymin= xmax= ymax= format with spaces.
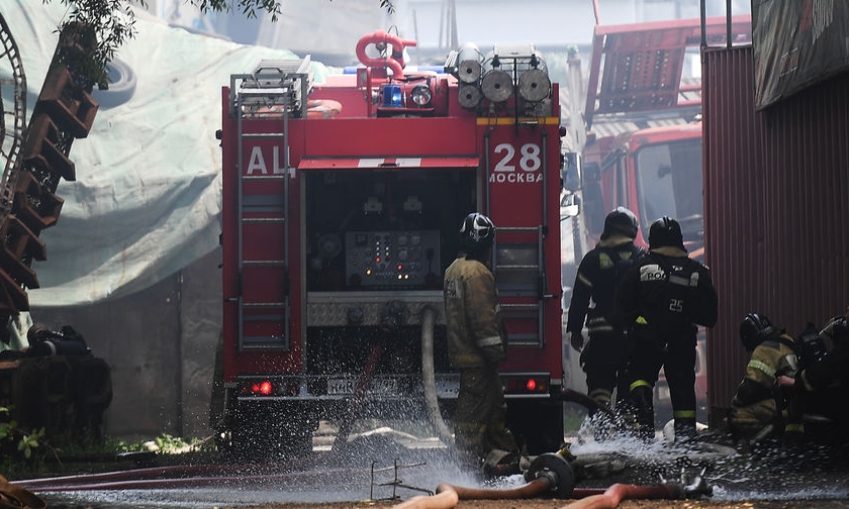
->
xmin=493 ymin=225 xmax=548 ymax=348
xmin=230 ymin=58 xmax=312 ymax=350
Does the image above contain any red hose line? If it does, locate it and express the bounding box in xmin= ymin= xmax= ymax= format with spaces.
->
xmin=22 ymin=467 xmax=362 ymax=493
xmin=16 ymin=455 xmax=323 ymax=489
xmin=18 ymin=464 xmax=237 ymax=488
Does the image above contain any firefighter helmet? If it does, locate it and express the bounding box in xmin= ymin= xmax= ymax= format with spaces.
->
xmin=648 ymin=216 xmax=684 ymax=250
xmin=739 ymin=312 xmax=774 ymax=351
xmin=459 ymin=212 xmax=495 ymax=254
xmin=601 ymin=207 xmax=639 ymax=240
xmin=797 ymin=321 xmax=828 ymax=368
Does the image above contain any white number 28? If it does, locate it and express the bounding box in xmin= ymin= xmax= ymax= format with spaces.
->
xmin=493 ymin=143 xmax=541 ymax=173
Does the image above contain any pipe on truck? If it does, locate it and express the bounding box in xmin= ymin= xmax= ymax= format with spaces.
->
xmin=420 ymin=305 xmax=454 ymax=445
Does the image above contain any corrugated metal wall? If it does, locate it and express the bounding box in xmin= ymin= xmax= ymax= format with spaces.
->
xmin=702 ymin=45 xmax=849 ymax=426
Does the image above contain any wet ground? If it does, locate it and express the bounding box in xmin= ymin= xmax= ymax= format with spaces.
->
xmin=29 ymin=421 xmax=849 ymax=509
xmin=224 ymin=500 xmax=849 ymax=509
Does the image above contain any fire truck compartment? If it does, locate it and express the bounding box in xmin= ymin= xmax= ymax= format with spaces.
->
xmin=300 ymin=164 xmax=476 ymax=401
xmin=303 ymin=167 xmax=476 ymax=296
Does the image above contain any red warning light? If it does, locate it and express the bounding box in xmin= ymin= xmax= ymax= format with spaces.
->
xmin=252 ymin=380 xmax=273 ymax=395
xmin=376 ymin=257 xmax=381 ymax=263
xmin=397 ymin=264 xmax=403 ymax=270
xmin=526 ymin=379 xmax=537 ymax=391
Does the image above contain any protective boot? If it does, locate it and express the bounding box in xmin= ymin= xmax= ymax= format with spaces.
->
xmin=630 ymin=384 xmax=655 ymax=441
xmin=673 ymin=415 xmax=697 ymax=443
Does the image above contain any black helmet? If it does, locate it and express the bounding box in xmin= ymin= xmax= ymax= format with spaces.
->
xmin=648 ymin=216 xmax=684 ymax=250
xmin=797 ymin=322 xmax=828 ymax=368
xmin=601 ymin=207 xmax=638 ymax=240
xmin=459 ymin=212 xmax=495 ymax=255
xmin=739 ymin=312 xmax=774 ymax=351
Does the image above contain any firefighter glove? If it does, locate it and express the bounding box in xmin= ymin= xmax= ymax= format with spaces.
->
xmin=570 ymin=331 xmax=584 ymax=352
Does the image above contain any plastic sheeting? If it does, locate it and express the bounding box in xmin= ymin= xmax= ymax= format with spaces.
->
xmin=1 ymin=0 xmax=329 ymax=306
xmin=752 ymin=0 xmax=849 ymax=110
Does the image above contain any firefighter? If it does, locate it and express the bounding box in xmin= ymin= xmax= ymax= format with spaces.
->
xmin=778 ymin=304 xmax=849 ymax=438
xmin=727 ymin=313 xmax=799 ymax=442
xmin=443 ymin=212 xmax=519 ymax=474
xmin=567 ymin=207 xmax=644 ymax=407
xmin=617 ymin=216 xmax=718 ymax=441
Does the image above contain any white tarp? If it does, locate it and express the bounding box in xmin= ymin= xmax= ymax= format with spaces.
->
xmin=1 ymin=0 xmax=329 ymax=306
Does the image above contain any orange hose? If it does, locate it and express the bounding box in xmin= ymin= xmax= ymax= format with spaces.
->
xmin=560 ymin=483 xmax=683 ymax=509
xmin=391 ymin=486 xmax=459 ymax=509
xmin=390 ymin=479 xmax=682 ymax=509
xmin=436 ymin=478 xmax=552 ymax=500
xmin=390 ymin=478 xmax=553 ymax=509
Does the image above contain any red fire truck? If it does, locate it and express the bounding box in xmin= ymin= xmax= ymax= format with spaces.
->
xmin=217 ymin=31 xmax=565 ymax=457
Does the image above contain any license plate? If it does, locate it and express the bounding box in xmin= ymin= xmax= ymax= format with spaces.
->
xmin=327 ymin=377 xmax=399 ymax=396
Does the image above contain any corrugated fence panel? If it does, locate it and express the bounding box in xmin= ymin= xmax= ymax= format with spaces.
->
xmin=702 ymin=45 xmax=849 ymax=427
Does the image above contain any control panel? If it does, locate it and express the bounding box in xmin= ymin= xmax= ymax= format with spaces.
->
xmin=345 ymin=230 xmax=440 ymax=288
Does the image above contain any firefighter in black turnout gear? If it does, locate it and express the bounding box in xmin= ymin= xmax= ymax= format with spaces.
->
xmin=779 ymin=304 xmax=849 ymax=437
xmin=617 ymin=216 xmax=718 ymax=441
xmin=567 ymin=207 xmax=644 ymax=406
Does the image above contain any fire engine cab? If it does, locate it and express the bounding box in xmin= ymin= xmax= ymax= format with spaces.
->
xmin=217 ymin=31 xmax=565 ymax=458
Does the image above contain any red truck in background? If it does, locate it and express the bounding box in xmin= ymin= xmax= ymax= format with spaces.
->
xmin=561 ymin=16 xmax=751 ymax=425
xmin=215 ymin=32 xmax=566 ymax=458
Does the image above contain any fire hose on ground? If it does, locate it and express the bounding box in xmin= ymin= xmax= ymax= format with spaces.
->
xmin=389 ymin=452 xmax=712 ymax=509
xmin=15 ymin=465 xmax=365 ymax=492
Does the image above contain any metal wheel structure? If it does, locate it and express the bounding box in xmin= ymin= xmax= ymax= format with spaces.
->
xmin=0 ymin=11 xmax=26 ymax=228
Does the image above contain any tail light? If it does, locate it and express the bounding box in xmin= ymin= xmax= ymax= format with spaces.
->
xmin=253 ymin=381 xmax=273 ymax=395
xmin=503 ymin=374 xmax=549 ymax=395
xmin=239 ymin=378 xmax=300 ymax=397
